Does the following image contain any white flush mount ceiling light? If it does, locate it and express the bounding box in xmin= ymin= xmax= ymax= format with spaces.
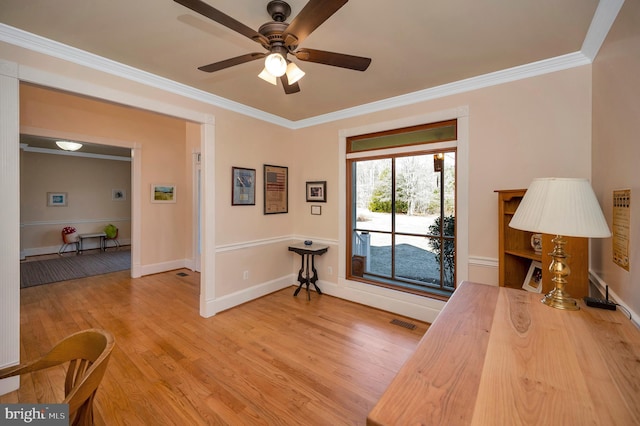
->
xmin=56 ymin=141 xmax=83 ymax=151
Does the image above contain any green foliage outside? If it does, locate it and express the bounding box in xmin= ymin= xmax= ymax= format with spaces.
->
xmin=428 ymin=215 xmax=456 ymax=287
xmin=368 ymin=169 xmax=410 ymax=213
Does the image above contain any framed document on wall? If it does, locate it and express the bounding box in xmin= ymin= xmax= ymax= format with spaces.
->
xmin=264 ymin=164 xmax=288 ymax=214
xmin=232 ymin=167 xmax=256 ymax=206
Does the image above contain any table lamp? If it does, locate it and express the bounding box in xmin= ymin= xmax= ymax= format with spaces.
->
xmin=509 ymin=178 xmax=611 ymax=310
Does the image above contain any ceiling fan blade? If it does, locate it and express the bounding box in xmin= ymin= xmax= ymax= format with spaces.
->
xmin=282 ymin=0 xmax=348 ymax=47
xmin=293 ymin=48 xmax=371 ymax=71
xmin=174 ymin=0 xmax=269 ymax=46
xmin=198 ymin=53 xmax=266 ymax=73
xmin=280 ymin=75 xmax=301 ymax=94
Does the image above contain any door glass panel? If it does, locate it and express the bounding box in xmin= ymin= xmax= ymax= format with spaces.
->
xmin=355 ymin=159 xmax=392 ymax=233
xmin=367 ymin=232 xmax=392 ymax=278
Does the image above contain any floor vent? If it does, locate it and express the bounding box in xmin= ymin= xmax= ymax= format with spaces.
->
xmin=176 ymin=272 xmax=189 ymax=277
xmin=390 ymin=318 xmax=416 ymax=330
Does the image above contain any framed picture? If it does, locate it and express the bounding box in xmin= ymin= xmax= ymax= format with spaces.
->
xmin=151 ymin=184 xmax=176 ymax=203
xmin=232 ymin=167 xmax=256 ymax=206
xmin=306 ymin=181 xmax=326 ymax=202
xmin=47 ymin=192 xmax=67 ymax=207
xmin=112 ymin=189 xmax=126 ymax=201
xmin=264 ymin=164 xmax=288 ymax=214
xmin=311 ymin=205 xmax=322 ymax=215
xmin=523 ymin=261 xmax=543 ymax=293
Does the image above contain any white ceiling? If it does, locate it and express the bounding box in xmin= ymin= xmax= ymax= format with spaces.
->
xmin=0 ymin=0 xmax=618 ymax=123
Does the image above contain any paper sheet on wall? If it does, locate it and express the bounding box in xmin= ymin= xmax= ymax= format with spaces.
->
xmin=612 ymin=189 xmax=630 ymax=271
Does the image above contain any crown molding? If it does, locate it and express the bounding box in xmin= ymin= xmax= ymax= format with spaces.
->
xmin=291 ymin=52 xmax=591 ymax=129
xmin=0 ymin=24 xmax=292 ymax=128
xmin=581 ymin=0 xmax=625 ymax=61
xmin=0 ymin=0 xmax=622 ymax=130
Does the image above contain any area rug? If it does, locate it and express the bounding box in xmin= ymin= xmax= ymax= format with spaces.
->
xmin=20 ymin=250 xmax=130 ymax=288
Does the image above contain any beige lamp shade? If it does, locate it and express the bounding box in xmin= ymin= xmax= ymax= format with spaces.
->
xmin=285 ymin=62 xmax=305 ymax=84
xmin=258 ymin=68 xmax=277 ymax=85
xmin=509 ymin=177 xmax=611 ymax=238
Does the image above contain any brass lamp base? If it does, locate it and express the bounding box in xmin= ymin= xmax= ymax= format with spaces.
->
xmin=541 ymin=235 xmax=580 ymax=311
xmin=541 ymin=289 xmax=579 ymax=310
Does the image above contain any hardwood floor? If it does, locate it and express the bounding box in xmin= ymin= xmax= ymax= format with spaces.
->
xmin=1 ymin=269 xmax=429 ymax=425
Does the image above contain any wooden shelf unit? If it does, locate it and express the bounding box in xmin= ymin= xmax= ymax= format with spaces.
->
xmin=496 ymin=189 xmax=589 ymax=298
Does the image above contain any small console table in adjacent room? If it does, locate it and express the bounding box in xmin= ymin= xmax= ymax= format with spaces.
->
xmin=78 ymin=232 xmax=106 ymax=253
xmin=288 ymin=242 xmax=329 ymax=300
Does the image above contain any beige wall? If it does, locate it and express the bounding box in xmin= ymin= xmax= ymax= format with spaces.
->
xmin=212 ymin=109 xmax=296 ymax=298
xmin=592 ymin=0 xmax=640 ymax=316
xmin=20 ymin=150 xmax=131 ymax=255
xmin=19 ymin=84 xmax=191 ymax=267
xmin=214 ymin=110 xmax=294 ymax=245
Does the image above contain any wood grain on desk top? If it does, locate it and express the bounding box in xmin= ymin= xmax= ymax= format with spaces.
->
xmin=367 ymin=281 xmax=640 ymax=426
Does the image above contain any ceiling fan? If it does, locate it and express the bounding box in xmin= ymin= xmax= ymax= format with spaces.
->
xmin=174 ymin=0 xmax=372 ymax=94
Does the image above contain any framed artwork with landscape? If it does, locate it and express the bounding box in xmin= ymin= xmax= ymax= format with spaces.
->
xmin=151 ymin=184 xmax=176 ymax=203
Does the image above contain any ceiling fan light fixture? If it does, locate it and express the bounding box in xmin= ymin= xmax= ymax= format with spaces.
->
xmin=55 ymin=141 xmax=83 ymax=151
xmin=285 ymin=62 xmax=305 ymax=84
xmin=258 ymin=68 xmax=277 ymax=85
xmin=264 ymin=52 xmax=287 ymax=77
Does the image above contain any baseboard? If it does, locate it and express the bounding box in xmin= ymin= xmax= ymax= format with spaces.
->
xmin=589 ymin=271 xmax=640 ymax=329
xmin=323 ymin=278 xmax=446 ymax=323
xmin=203 ymin=274 xmax=295 ymax=316
xmin=139 ymin=258 xmax=189 ymax=277
xmin=22 ymin=239 xmax=132 ymax=258
xmin=0 ymin=375 xmax=19 ymax=396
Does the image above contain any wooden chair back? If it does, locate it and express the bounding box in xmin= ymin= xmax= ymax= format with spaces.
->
xmin=0 ymin=329 xmax=115 ymax=426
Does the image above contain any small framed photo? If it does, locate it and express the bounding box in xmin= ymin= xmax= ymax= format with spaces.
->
xmin=47 ymin=192 xmax=67 ymax=207
xmin=311 ymin=205 xmax=322 ymax=215
xmin=151 ymin=184 xmax=176 ymax=203
xmin=523 ymin=261 xmax=543 ymax=293
xmin=112 ymin=189 xmax=126 ymax=201
xmin=232 ymin=167 xmax=256 ymax=206
xmin=306 ymin=181 xmax=326 ymax=202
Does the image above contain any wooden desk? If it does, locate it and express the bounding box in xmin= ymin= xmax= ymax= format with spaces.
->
xmin=367 ymin=281 xmax=640 ymax=425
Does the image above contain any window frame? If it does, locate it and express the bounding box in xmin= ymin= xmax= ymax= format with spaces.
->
xmin=346 ymin=145 xmax=457 ymax=300
xmin=337 ymin=107 xmax=469 ymax=312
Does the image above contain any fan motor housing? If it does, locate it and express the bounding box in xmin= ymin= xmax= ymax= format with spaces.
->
xmin=258 ymin=21 xmax=289 ymax=45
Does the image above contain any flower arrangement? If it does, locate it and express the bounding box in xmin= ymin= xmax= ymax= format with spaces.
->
xmin=62 ymin=226 xmax=77 ymax=235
